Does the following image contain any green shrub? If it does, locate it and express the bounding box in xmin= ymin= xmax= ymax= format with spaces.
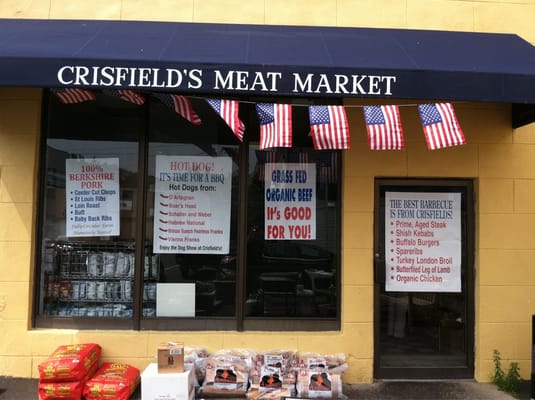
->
xmin=492 ymin=349 xmax=520 ymax=398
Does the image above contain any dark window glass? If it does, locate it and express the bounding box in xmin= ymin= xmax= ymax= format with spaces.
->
xmin=143 ymin=99 xmax=239 ymax=318
xmin=36 ymin=93 xmax=341 ymax=330
xmin=374 ymin=179 xmax=474 ymax=379
xmin=245 ymin=148 xmax=340 ymax=318
xmin=38 ymin=94 xmax=141 ymax=320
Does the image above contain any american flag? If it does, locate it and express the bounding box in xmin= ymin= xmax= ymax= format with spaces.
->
xmin=256 ymin=103 xmax=292 ymax=149
xmin=51 ymin=88 xmax=96 ymax=104
xmin=363 ymin=105 xmax=404 ymax=150
xmin=288 ymin=150 xmax=310 ymax=165
xmin=418 ymin=103 xmax=466 ymax=150
xmin=255 ymin=150 xmax=277 ymax=181
xmin=153 ymin=93 xmax=202 ymax=125
xmin=308 ymin=105 xmax=350 ymax=150
xmin=205 ymin=98 xmax=245 ymax=141
xmin=319 ymin=152 xmax=339 ymax=184
xmin=103 ymin=89 xmax=145 ymax=105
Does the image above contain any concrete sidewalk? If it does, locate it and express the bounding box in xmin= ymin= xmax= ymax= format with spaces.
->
xmin=0 ymin=376 xmax=531 ymax=399
xmin=344 ymin=380 xmax=530 ymax=399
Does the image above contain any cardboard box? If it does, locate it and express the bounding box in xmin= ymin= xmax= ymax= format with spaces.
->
xmin=157 ymin=341 xmax=184 ymax=373
xmin=141 ymin=363 xmax=194 ymax=400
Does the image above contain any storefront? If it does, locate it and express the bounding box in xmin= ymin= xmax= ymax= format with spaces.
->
xmin=2 ymin=16 xmax=535 ymax=384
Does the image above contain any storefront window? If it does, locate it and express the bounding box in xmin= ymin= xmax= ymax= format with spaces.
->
xmin=38 ymin=94 xmax=142 ymax=324
xmin=245 ymin=149 xmax=339 ymax=318
xmin=143 ymin=100 xmax=240 ymax=319
xmin=35 ymin=93 xmax=341 ymax=331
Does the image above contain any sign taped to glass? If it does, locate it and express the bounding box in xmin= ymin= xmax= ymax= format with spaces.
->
xmin=153 ymin=155 xmax=232 ymax=254
xmin=264 ymin=163 xmax=316 ymax=240
xmin=385 ymin=191 xmax=461 ymax=292
xmin=65 ymin=158 xmax=120 ymax=237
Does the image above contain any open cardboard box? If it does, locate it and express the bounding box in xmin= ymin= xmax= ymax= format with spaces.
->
xmin=157 ymin=341 xmax=184 ymax=373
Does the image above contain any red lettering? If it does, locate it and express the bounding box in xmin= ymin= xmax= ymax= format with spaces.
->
xmin=289 ymin=225 xmax=311 ymax=239
xmin=266 ymin=225 xmax=285 ymax=239
xmin=283 ymin=206 xmax=311 ymax=220
xmin=170 ymin=161 xmax=189 ymax=171
xmin=191 ymin=162 xmax=214 ymax=172
xmin=80 ymin=181 xmax=103 ymax=189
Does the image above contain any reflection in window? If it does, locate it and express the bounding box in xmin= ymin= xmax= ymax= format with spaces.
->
xmin=37 ymin=92 xmax=342 ymax=329
xmin=245 ymin=149 xmax=339 ymax=317
xmin=39 ymin=94 xmax=141 ymax=319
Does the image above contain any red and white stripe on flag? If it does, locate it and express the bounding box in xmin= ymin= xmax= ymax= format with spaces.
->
xmin=418 ymin=103 xmax=466 ymax=150
xmin=103 ymin=89 xmax=145 ymax=105
xmin=117 ymin=89 xmax=145 ymax=105
xmin=170 ymin=95 xmax=202 ymax=125
xmin=319 ymin=152 xmax=339 ymax=184
xmin=51 ymin=88 xmax=96 ymax=104
xmin=154 ymin=93 xmax=202 ymax=125
xmin=205 ymin=99 xmax=245 ymax=141
xmin=256 ymin=103 xmax=292 ymax=150
xmin=256 ymin=150 xmax=277 ymax=181
xmin=363 ymin=105 xmax=404 ymax=150
xmin=308 ymin=105 xmax=350 ymax=150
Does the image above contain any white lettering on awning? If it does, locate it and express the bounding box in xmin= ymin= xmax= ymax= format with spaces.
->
xmin=292 ymin=72 xmax=396 ymax=95
xmin=55 ymin=65 xmax=397 ymax=96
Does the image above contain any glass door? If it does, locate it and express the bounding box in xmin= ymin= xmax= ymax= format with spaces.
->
xmin=374 ymin=179 xmax=474 ymax=379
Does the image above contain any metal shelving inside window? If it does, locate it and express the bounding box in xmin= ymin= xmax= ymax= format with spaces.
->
xmin=42 ymin=241 xmax=136 ymax=318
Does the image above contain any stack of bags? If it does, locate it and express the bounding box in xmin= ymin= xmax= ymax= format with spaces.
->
xmin=37 ymin=343 xmax=141 ymax=400
xmin=38 ymin=343 xmax=101 ymax=400
xmin=188 ymin=346 xmax=348 ymax=399
xmin=83 ymin=362 xmax=141 ymax=400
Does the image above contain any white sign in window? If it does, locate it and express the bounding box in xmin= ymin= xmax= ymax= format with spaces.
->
xmin=385 ymin=191 xmax=462 ymax=292
xmin=156 ymin=283 xmax=196 ymax=317
xmin=153 ymin=155 xmax=232 ymax=254
xmin=264 ymin=163 xmax=316 ymax=240
xmin=65 ymin=158 xmax=120 ymax=237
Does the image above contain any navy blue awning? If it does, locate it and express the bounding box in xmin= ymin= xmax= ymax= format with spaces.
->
xmin=2 ymin=18 xmax=535 ymax=126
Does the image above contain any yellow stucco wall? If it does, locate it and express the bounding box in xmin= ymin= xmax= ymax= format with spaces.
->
xmin=0 ymin=87 xmax=41 ymax=376
xmin=343 ymin=100 xmax=535 ymax=383
xmin=1 ymin=0 xmax=535 ymax=384
xmin=2 ymin=0 xmax=535 ymax=44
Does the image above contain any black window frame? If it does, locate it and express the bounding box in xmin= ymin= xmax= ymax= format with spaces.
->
xmin=373 ymin=177 xmax=475 ymax=379
xmin=33 ymin=91 xmax=342 ymax=332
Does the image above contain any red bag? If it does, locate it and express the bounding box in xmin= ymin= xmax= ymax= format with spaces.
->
xmin=83 ymin=362 xmax=140 ymax=400
xmin=38 ymin=380 xmax=84 ymax=400
xmin=38 ymin=343 xmax=101 ymax=383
